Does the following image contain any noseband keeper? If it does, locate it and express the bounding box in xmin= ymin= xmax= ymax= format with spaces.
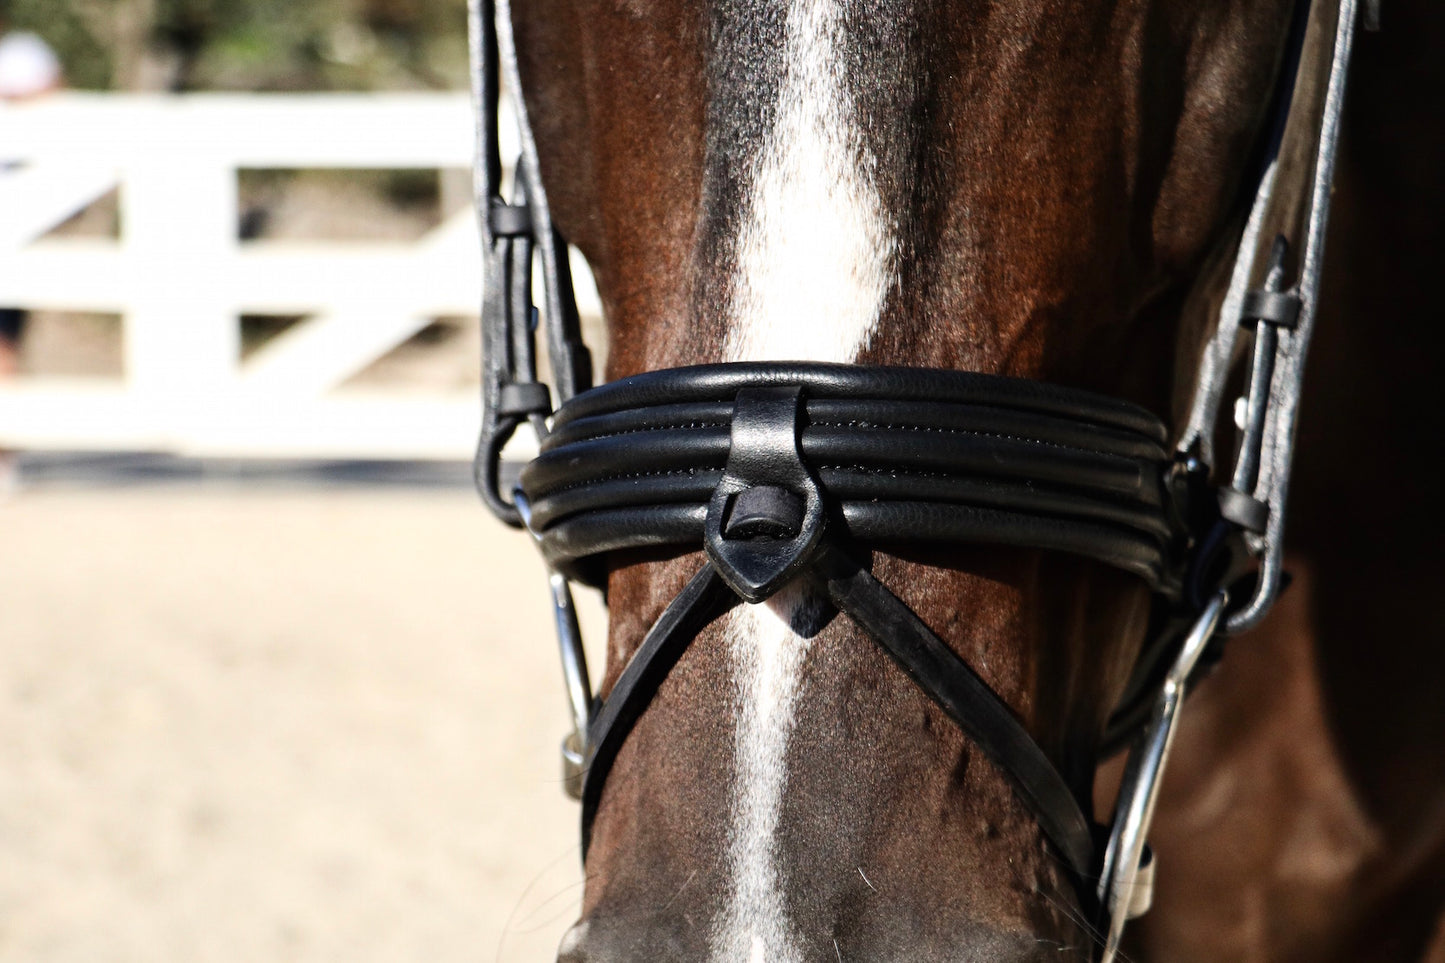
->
xmin=702 ymin=386 xmax=829 ymax=601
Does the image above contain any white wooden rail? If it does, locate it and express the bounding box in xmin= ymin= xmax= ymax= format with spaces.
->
xmin=0 ymin=93 xmax=596 ymax=460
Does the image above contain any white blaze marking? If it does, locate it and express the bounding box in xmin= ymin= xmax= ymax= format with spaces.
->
xmin=716 ymin=597 xmax=814 ymax=963
xmin=723 ymin=0 xmax=894 ymax=366
xmin=715 ymin=0 xmax=894 ymax=956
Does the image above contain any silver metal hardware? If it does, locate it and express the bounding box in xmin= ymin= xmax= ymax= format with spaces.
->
xmin=514 ymin=488 xmax=594 ymax=801
xmin=562 ymin=730 xmax=587 ymax=802
xmin=1097 ymin=591 xmax=1227 ymax=963
xmin=1179 ymin=0 xmax=1360 ymax=636
xmin=1127 ymin=848 xmax=1156 ymax=920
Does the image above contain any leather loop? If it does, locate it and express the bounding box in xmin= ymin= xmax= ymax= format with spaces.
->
xmin=1240 ymin=289 xmax=1302 ymax=328
xmin=704 ymin=386 xmax=827 ymax=602
xmin=475 ymin=413 xmax=524 ymax=526
xmin=725 ymin=486 xmax=805 ymax=539
xmin=488 ymin=199 xmax=533 ymax=237
xmin=498 ymin=381 xmax=551 ymax=417
xmin=1218 ymin=486 xmax=1270 ymax=533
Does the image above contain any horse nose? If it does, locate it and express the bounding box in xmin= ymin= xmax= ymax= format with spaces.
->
xmin=558 ymin=916 xmax=1074 ymax=962
xmin=555 ymin=916 xmax=710 ymax=962
xmin=555 ymin=920 xmax=589 ymax=963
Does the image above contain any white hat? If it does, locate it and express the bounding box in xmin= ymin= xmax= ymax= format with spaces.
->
xmin=0 ymin=32 xmax=62 ymax=99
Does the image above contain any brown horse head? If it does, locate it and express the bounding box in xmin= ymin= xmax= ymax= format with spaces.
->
xmin=513 ymin=0 xmax=1298 ymax=957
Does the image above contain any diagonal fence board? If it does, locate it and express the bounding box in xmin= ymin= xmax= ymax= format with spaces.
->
xmin=0 ymin=162 xmax=119 ymax=251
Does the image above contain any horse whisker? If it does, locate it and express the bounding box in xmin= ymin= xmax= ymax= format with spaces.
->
xmin=1030 ymin=882 xmax=1125 ymax=962
xmin=508 ymin=883 xmax=588 ymax=936
xmin=496 ymin=845 xmax=584 ymax=963
xmin=660 ymin=868 xmax=700 ymax=913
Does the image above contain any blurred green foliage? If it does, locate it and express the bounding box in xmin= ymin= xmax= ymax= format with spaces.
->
xmin=0 ymin=0 xmax=469 ymax=91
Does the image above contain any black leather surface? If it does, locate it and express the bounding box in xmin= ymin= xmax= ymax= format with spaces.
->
xmin=703 ymin=387 xmax=829 ymax=601
xmin=551 ymin=363 xmax=1169 ymax=442
xmin=521 ymin=363 xmax=1183 ymax=593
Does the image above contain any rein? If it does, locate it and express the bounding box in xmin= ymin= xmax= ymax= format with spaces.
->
xmin=467 ymin=0 xmax=1371 ymax=956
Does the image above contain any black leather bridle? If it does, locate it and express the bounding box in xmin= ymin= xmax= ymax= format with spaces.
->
xmin=467 ymin=0 xmax=1373 ymax=955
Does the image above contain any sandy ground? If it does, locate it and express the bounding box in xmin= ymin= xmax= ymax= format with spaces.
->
xmin=0 ymin=484 xmax=608 ymax=963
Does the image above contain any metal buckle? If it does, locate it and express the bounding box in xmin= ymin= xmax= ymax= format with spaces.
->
xmin=514 ymin=488 xmax=594 ymax=801
xmin=1096 ymin=591 xmax=1227 ymax=963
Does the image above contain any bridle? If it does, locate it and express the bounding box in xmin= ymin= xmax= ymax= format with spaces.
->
xmin=467 ymin=0 xmax=1373 ymax=956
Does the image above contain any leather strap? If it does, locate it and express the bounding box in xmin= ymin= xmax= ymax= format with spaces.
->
xmin=468 ymin=0 xmax=591 ymax=525
xmin=554 ymin=362 xmax=1168 ymax=440
xmin=704 ymin=387 xmax=829 ymax=601
xmin=1178 ymin=0 xmax=1363 ymax=633
xmin=581 ymin=565 xmax=738 ymax=854
xmin=816 ymin=545 xmax=1096 ymax=879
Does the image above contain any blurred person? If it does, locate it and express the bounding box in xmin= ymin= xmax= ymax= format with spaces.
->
xmin=0 ymin=24 xmax=63 ymax=492
xmin=0 ymin=26 xmax=61 ymax=100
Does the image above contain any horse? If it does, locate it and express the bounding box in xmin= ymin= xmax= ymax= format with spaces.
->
xmin=477 ymin=0 xmax=1445 ymax=957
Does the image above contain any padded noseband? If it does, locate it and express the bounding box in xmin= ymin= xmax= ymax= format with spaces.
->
xmin=525 ymin=363 xmax=1183 ymax=593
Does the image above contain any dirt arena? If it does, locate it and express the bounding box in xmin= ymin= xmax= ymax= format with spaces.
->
xmin=1 ymin=480 xmax=606 ymax=962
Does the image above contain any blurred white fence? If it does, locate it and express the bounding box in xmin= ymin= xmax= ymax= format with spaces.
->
xmin=0 ymin=93 xmax=594 ymax=460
